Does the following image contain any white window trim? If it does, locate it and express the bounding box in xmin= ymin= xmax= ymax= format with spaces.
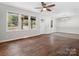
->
xmin=6 ymin=12 xmax=20 ymax=32
xmin=30 ymin=16 xmax=37 ymax=30
xmin=20 ymin=14 xmax=30 ymax=30
xmin=6 ymin=12 xmax=37 ymax=32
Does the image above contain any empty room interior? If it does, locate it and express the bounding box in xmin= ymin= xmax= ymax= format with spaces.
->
xmin=0 ymin=2 xmax=79 ymax=56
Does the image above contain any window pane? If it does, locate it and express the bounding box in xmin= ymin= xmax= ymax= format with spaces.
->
xmin=51 ymin=20 xmax=53 ymax=28
xmin=21 ymin=15 xmax=29 ymax=30
xmin=30 ymin=16 xmax=36 ymax=29
xmin=8 ymin=12 xmax=18 ymax=31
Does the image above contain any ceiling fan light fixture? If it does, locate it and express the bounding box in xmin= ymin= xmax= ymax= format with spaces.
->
xmin=43 ymin=8 xmax=46 ymax=11
xmin=35 ymin=2 xmax=55 ymax=12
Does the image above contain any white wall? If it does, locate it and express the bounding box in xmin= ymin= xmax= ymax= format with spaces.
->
xmin=0 ymin=4 xmax=41 ymax=42
xmin=44 ymin=17 xmax=56 ymax=34
xmin=39 ymin=15 xmax=56 ymax=34
xmin=55 ymin=15 xmax=79 ymax=34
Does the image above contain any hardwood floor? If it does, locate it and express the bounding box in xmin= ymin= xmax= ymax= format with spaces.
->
xmin=0 ymin=32 xmax=79 ymax=56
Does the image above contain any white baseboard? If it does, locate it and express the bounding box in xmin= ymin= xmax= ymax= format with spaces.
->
xmin=0 ymin=34 xmax=41 ymax=43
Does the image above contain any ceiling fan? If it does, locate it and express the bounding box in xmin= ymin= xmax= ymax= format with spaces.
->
xmin=35 ymin=2 xmax=55 ymax=12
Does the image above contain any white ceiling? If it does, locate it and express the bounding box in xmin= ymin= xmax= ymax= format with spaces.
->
xmin=1 ymin=2 xmax=79 ymax=17
xmin=0 ymin=2 xmax=55 ymax=13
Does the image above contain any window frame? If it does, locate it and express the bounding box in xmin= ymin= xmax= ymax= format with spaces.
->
xmin=30 ymin=16 xmax=37 ymax=30
xmin=6 ymin=12 xmax=37 ymax=32
xmin=21 ymin=14 xmax=29 ymax=30
xmin=6 ymin=12 xmax=19 ymax=32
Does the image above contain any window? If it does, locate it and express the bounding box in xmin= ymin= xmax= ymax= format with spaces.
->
xmin=7 ymin=12 xmax=37 ymax=31
xmin=8 ymin=12 xmax=19 ymax=31
xmin=51 ymin=20 xmax=53 ymax=28
xmin=21 ymin=15 xmax=29 ymax=30
xmin=30 ymin=16 xmax=36 ymax=29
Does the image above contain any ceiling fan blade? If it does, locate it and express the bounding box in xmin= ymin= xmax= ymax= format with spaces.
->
xmin=47 ymin=4 xmax=55 ymax=7
xmin=35 ymin=7 xmax=42 ymax=9
xmin=41 ymin=2 xmax=46 ymax=7
xmin=46 ymin=8 xmax=51 ymax=11
xmin=41 ymin=2 xmax=46 ymax=5
xmin=41 ymin=9 xmax=43 ymax=12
